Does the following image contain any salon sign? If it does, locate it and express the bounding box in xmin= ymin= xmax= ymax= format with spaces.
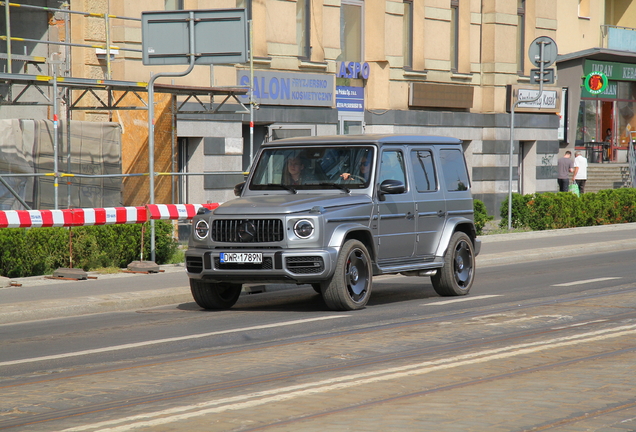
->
xmin=237 ymin=70 xmax=335 ymax=107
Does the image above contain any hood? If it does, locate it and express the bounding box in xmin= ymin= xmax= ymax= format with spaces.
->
xmin=212 ymin=194 xmax=373 ymax=215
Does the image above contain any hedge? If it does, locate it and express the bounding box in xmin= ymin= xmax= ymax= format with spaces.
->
xmin=499 ymin=188 xmax=636 ymax=231
xmin=0 ymin=220 xmax=179 ymax=278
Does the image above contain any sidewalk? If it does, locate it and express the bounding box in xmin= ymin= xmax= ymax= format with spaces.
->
xmin=1 ymin=223 xmax=635 ymax=325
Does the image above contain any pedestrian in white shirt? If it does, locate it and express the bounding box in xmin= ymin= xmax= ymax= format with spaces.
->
xmin=572 ymin=151 xmax=588 ymax=194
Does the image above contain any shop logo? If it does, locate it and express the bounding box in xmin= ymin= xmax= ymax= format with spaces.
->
xmin=585 ymin=71 xmax=608 ymax=94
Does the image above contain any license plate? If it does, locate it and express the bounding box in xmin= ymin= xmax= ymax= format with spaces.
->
xmin=220 ymin=252 xmax=263 ymax=264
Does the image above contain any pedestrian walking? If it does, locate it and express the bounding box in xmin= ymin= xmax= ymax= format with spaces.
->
xmin=572 ymin=151 xmax=588 ymax=194
xmin=557 ymin=151 xmax=574 ymax=192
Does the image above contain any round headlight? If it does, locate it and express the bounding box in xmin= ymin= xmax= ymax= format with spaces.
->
xmin=194 ymin=219 xmax=209 ymax=239
xmin=293 ymin=219 xmax=314 ymax=239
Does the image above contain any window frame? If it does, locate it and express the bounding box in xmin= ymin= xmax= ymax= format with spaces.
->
xmin=516 ymin=0 xmax=526 ymax=76
xmin=403 ymin=0 xmax=413 ymax=70
xmin=337 ymin=0 xmax=364 ymax=63
xmin=164 ymin=0 xmax=184 ymax=10
xmin=297 ymin=0 xmax=311 ymax=60
xmin=450 ymin=0 xmax=459 ymax=72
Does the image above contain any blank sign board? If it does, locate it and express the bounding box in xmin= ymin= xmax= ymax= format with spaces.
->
xmin=142 ymin=9 xmax=247 ymax=66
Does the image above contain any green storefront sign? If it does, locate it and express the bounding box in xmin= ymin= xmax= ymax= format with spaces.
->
xmin=581 ymin=60 xmax=636 ymax=99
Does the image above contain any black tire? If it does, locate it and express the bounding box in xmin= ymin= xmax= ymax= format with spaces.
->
xmin=322 ymin=239 xmax=372 ymax=311
xmin=431 ymin=231 xmax=475 ymax=296
xmin=190 ymin=279 xmax=242 ymax=310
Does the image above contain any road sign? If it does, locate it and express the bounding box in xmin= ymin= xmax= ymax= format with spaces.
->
xmin=528 ymin=36 xmax=558 ymax=68
xmin=142 ymin=8 xmax=248 ymax=66
xmin=530 ymin=68 xmax=555 ymax=84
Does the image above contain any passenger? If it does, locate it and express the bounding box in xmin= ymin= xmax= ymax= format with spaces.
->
xmin=283 ymin=156 xmax=306 ymax=186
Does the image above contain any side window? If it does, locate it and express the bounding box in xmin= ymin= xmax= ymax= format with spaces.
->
xmin=379 ymin=150 xmax=407 ymax=186
xmin=440 ymin=149 xmax=470 ymax=191
xmin=411 ymin=150 xmax=437 ymax=192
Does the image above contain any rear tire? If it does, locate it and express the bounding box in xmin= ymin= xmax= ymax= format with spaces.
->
xmin=431 ymin=232 xmax=474 ymax=296
xmin=322 ymin=240 xmax=372 ymax=311
xmin=190 ymin=279 xmax=242 ymax=309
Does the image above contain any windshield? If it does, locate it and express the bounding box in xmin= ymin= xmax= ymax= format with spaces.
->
xmin=250 ymin=146 xmax=374 ymax=191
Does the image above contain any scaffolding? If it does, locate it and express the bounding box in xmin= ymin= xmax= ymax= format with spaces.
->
xmin=0 ymin=1 xmax=249 ymax=210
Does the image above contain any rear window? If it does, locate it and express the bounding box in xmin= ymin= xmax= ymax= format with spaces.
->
xmin=439 ymin=149 xmax=470 ymax=191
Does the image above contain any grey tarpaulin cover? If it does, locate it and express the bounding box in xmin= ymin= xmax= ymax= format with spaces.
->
xmin=0 ymin=119 xmax=122 ymax=210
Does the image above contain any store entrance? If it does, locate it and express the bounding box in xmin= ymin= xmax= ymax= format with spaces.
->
xmin=601 ymin=101 xmax=614 ymax=162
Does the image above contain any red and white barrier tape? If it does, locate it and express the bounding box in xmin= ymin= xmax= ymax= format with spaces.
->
xmin=146 ymin=203 xmax=219 ymax=220
xmin=0 ymin=203 xmax=220 ymax=228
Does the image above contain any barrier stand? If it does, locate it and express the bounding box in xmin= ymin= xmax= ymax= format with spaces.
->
xmin=126 ymin=220 xmax=160 ymax=273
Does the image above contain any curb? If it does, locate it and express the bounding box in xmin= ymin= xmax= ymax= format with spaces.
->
xmin=477 ymin=239 xmax=636 ymax=267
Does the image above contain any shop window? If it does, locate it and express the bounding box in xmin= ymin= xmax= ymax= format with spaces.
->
xmin=403 ymin=0 xmax=413 ymax=69
xmin=337 ymin=0 xmax=363 ymax=63
xmin=297 ymin=0 xmax=311 ymax=59
xmin=516 ymin=0 xmax=525 ymax=75
xmin=450 ymin=0 xmax=459 ymax=72
xmin=576 ymin=100 xmax=598 ymax=144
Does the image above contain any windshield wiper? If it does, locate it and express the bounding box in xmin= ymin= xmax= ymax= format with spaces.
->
xmin=319 ymin=182 xmax=350 ymax=193
xmin=265 ymin=183 xmax=297 ymax=194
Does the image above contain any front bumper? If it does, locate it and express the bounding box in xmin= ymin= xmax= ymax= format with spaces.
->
xmin=185 ymin=247 xmax=339 ymax=284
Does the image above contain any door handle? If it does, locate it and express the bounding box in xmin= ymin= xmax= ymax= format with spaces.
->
xmin=406 ymin=212 xmax=415 ymax=220
xmin=437 ymin=210 xmax=446 ymax=217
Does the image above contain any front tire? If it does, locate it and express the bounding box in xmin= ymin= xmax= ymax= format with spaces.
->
xmin=431 ymin=231 xmax=475 ymax=296
xmin=322 ymin=240 xmax=372 ymax=311
xmin=190 ymin=279 xmax=242 ymax=309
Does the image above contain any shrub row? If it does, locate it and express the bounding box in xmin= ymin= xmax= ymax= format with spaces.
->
xmin=0 ymin=220 xmax=179 ymax=278
xmin=499 ymin=188 xmax=636 ymax=231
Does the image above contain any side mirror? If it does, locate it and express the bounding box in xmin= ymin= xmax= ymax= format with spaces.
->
xmin=379 ymin=179 xmax=405 ymax=195
xmin=234 ymin=182 xmax=245 ymax=196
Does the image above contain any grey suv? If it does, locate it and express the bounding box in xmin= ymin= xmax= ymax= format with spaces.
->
xmin=185 ymin=134 xmax=480 ymax=311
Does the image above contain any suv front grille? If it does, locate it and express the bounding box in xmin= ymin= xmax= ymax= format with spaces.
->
xmin=286 ymin=256 xmax=324 ymax=274
xmin=212 ymin=219 xmax=284 ymax=243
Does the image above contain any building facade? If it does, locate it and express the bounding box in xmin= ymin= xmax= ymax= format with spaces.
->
xmin=3 ymin=0 xmax=592 ymax=217
xmin=556 ymin=0 xmax=636 ymax=165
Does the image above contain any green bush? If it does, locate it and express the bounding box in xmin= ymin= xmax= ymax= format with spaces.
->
xmin=499 ymin=188 xmax=636 ymax=231
xmin=473 ymin=199 xmax=493 ymax=236
xmin=0 ymin=220 xmax=179 ymax=278
xmin=499 ymin=193 xmax=532 ymax=229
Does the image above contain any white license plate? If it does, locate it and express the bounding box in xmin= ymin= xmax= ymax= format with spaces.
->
xmin=220 ymin=252 xmax=263 ymax=264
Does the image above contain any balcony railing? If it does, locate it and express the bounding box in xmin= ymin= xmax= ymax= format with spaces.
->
xmin=601 ymin=25 xmax=636 ymax=52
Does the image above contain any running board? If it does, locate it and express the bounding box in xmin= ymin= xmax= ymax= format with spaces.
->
xmin=376 ymin=258 xmax=444 ymax=275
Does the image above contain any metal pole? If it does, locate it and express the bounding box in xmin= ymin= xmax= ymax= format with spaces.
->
xmin=52 ymin=59 xmax=59 ymax=210
xmin=5 ymin=0 xmax=11 ymax=72
xmin=147 ymin=11 xmax=196 ymax=262
xmin=249 ymin=19 xmax=254 ymax=167
xmin=508 ymin=41 xmax=547 ymax=230
xmin=105 ymin=14 xmax=112 ymax=79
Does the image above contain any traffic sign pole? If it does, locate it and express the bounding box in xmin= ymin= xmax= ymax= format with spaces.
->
xmin=508 ymin=37 xmax=557 ymax=230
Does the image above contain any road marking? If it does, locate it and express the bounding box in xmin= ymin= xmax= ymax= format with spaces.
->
xmin=552 ymin=319 xmax=609 ymax=330
xmin=62 ymin=323 xmax=636 ymax=432
xmin=552 ymin=277 xmax=622 ymax=287
xmin=424 ymin=294 xmax=501 ymax=306
xmin=0 ymin=316 xmax=350 ymax=367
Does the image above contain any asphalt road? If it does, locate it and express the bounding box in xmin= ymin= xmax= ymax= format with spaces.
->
xmin=1 ymin=223 xmax=636 ymax=431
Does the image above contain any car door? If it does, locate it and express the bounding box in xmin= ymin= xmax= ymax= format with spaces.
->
xmin=376 ymin=148 xmax=416 ymax=262
xmin=409 ymin=148 xmax=447 ymax=259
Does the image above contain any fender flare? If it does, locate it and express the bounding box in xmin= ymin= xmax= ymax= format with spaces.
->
xmin=434 ymin=217 xmax=478 ymax=258
xmin=328 ymin=223 xmax=377 ymax=259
